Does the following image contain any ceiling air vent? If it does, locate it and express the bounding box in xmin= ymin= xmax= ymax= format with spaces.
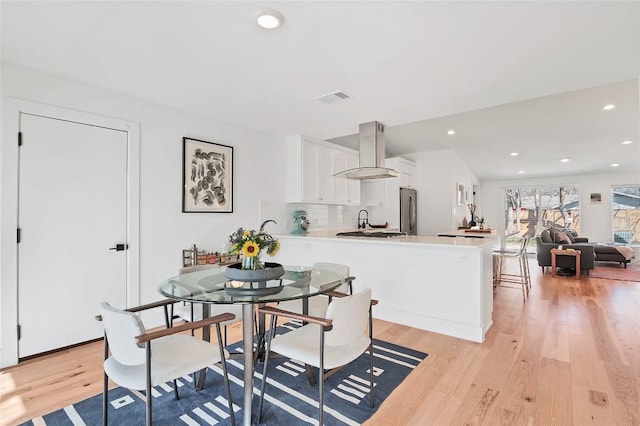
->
xmin=316 ymin=90 xmax=350 ymax=104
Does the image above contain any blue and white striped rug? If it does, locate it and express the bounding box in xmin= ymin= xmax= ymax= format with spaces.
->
xmin=22 ymin=321 xmax=427 ymax=425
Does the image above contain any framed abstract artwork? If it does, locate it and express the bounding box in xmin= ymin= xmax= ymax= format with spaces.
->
xmin=456 ymin=182 xmax=464 ymax=206
xmin=182 ymin=137 xmax=233 ymax=213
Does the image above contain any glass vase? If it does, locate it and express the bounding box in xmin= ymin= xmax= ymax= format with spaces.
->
xmin=242 ymin=255 xmax=264 ymax=270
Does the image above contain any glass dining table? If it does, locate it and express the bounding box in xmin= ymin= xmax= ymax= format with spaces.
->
xmin=158 ymin=264 xmax=346 ymax=426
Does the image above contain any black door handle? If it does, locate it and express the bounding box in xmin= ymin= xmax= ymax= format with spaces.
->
xmin=109 ymin=243 xmax=128 ymax=251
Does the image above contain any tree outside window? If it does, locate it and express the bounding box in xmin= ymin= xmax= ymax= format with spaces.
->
xmin=612 ymin=185 xmax=640 ymax=244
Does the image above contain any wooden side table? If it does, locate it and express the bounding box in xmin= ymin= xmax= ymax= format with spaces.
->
xmin=550 ymin=248 xmax=581 ymax=278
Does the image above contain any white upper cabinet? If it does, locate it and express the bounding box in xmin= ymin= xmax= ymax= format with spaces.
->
xmin=301 ymin=141 xmax=334 ymax=202
xmin=286 ymin=135 xmax=360 ymax=204
xmin=386 ymin=157 xmax=417 ymax=188
xmin=333 ymin=150 xmax=361 ymax=205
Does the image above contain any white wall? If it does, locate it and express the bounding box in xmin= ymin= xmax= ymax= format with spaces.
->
xmin=405 ymin=149 xmax=478 ymax=235
xmin=480 ymin=171 xmax=640 ymax=243
xmin=1 ymin=63 xmax=288 ymax=362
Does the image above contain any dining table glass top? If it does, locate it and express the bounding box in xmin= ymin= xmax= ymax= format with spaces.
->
xmin=158 ymin=264 xmax=345 ymax=304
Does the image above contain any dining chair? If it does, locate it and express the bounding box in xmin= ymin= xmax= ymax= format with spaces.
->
xmin=257 ymin=288 xmax=376 ymax=425
xmin=172 ymin=264 xmax=244 ymax=344
xmin=277 ymin=262 xmax=353 ymax=317
xmin=493 ymin=235 xmax=531 ymax=300
xmin=98 ymin=300 xmax=236 ymax=426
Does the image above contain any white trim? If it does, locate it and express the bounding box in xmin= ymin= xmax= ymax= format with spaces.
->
xmin=1 ymin=97 xmax=140 ymax=367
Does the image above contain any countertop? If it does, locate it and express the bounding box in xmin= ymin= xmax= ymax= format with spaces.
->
xmin=437 ymin=228 xmax=498 ymax=238
xmin=275 ymin=230 xmax=498 ymax=248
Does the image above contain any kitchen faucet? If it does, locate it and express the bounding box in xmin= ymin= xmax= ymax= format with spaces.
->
xmin=260 ymin=219 xmax=277 ymax=232
xmin=357 ymin=209 xmax=369 ymax=229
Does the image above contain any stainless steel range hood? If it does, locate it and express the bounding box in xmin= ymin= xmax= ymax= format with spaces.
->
xmin=333 ymin=121 xmax=400 ymax=180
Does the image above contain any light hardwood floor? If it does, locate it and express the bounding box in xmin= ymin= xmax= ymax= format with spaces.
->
xmin=1 ymin=259 xmax=639 ymax=425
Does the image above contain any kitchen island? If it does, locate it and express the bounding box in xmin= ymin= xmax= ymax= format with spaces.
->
xmin=272 ymin=231 xmax=497 ymax=343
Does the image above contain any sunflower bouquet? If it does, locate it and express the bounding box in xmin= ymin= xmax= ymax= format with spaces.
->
xmin=229 ymin=226 xmax=280 ymax=270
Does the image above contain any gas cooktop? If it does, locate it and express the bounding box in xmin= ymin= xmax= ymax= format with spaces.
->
xmin=335 ymin=231 xmax=407 ymax=238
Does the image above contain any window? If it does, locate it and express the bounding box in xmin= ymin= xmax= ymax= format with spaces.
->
xmin=504 ymin=185 xmax=580 ymax=250
xmin=612 ymin=185 xmax=640 ymax=244
xmin=539 ymin=185 xmax=580 ymax=233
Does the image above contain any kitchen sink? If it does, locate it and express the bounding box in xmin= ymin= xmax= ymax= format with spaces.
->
xmin=335 ymin=231 xmax=407 ymax=238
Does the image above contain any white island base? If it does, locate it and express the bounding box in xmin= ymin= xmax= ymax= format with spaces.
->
xmin=273 ymin=233 xmax=496 ymax=343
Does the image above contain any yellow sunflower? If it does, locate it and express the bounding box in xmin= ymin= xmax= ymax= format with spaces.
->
xmin=242 ymin=241 xmax=260 ymax=258
xmin=267 ymin=240 xmax=280 ymax=256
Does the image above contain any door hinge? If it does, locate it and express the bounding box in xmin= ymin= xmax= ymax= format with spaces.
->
xmin=17 ymin=228 xmax=21 ymax=244
xmin=17 ymin=325 xmax=21 ymax=340
xmin=18 ymin=132 xmax=22 ymax=147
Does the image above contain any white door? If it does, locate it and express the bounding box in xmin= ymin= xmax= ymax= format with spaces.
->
xmin=18 ymin=113 xmax=128 ymax=358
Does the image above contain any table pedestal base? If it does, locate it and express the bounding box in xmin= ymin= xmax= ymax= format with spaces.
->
xmin=242 ymin=303 xmax=255 ymax=426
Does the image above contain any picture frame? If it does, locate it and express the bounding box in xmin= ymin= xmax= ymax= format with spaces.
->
xmin=590 ymin=193 xmax=602 ymax=203
xmin=456 ymin=182 xmax=465 ymax=206
xmin=182 ymin=137 xmax=233 ymax=213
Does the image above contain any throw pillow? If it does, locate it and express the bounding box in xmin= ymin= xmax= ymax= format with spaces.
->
xmin=565 ymin=228 xmax=578 ymax=238
xmin=561 ymin=230 xmax=576 ymax=243
xmin=540 ymin=229 xmax=553 ymax=243
xmin=551 ymin=228 xmax=571 ymax=244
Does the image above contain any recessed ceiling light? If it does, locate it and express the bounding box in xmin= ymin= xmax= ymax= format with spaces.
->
xmin=255 ymin=9 xmax=284 ymax=29
xmin=510 ymin=152 xmax=519 ymax=156
xmin=611 ymin=163 xmax=620 ymax=167
xmin=518 ymin=170 xmax=525 ymax=174
xmin=447 ymin=130 xmax=455 ymax=135
xmin=621 ymin=140 xmax=634 ymax=145
xmin=560 ymin=158 xmax=571 ymax=163
xmin=603 ymin=104 xmax=615 ymax=111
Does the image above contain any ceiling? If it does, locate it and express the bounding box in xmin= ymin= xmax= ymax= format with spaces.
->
xmin=2 ymin=1 xmax=639 ymax=180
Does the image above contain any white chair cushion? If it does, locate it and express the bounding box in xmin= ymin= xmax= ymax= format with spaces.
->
xmin=100 ymin=302 xmax=146 ymax=366
xmin=270 ymin=324 xmax=370 ymax=370
xmin=270 ymin=288 xmax=372 ymax=370
xmin=104 ymin=334 xmax=225 ymax=390
xmin=325 ymin=288 xmax=370 ymax=346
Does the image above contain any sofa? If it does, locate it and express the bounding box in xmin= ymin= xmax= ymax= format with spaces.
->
xmin=590 ymin=243 xmax=636 ymax=267
xmin=536 ymin=228 xmax=595 ymax=275
xmin=536 ymin=228 xmax=636 ymax=274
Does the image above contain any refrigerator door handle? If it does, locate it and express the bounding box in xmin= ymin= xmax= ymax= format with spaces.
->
xmin=410 ymin=194 xmax=416 ymax=233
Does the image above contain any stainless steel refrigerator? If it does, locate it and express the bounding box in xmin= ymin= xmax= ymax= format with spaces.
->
xmin=400 ymin=188 xmax=417 ymax=235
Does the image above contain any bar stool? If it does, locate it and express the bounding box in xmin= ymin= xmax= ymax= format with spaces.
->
xmin=493 ymin=236 xmax=531 ymax=300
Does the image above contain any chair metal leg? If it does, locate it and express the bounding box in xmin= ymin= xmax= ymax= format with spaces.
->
xmin=258 ymin=314 xmax=278 ymax=423
xmin=103 ymin=372 xmax=109 ymax=426
xmin=305 ymin=364 xmax=317 ymax=386
xmin=369 ymin=305 xmax=375 ymax=408
xmin=163 ymin=304 xmax=171 ymax=328
xmin=190 ymin=303 xmax=195 ymax=337
xmin=195 ymin=364 xmax=207 ymax=392
xmin=145 ymin=343 xmax=152 ymax=426
xmin=519 ymin=255 xmax=526 ymax=301
xmin=215 ymin=323 xmax=236 ymax=426
xmin=103 ymin=333 xmax=109 ymax=426
xmin=318 ymin=327 xmax=325 ymax=426
xmin=524 ymin=255 xmax=531 ymax=292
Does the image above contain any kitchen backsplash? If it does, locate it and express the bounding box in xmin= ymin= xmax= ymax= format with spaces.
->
xmin=259 ymin=201 xmax=365 ymax=234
